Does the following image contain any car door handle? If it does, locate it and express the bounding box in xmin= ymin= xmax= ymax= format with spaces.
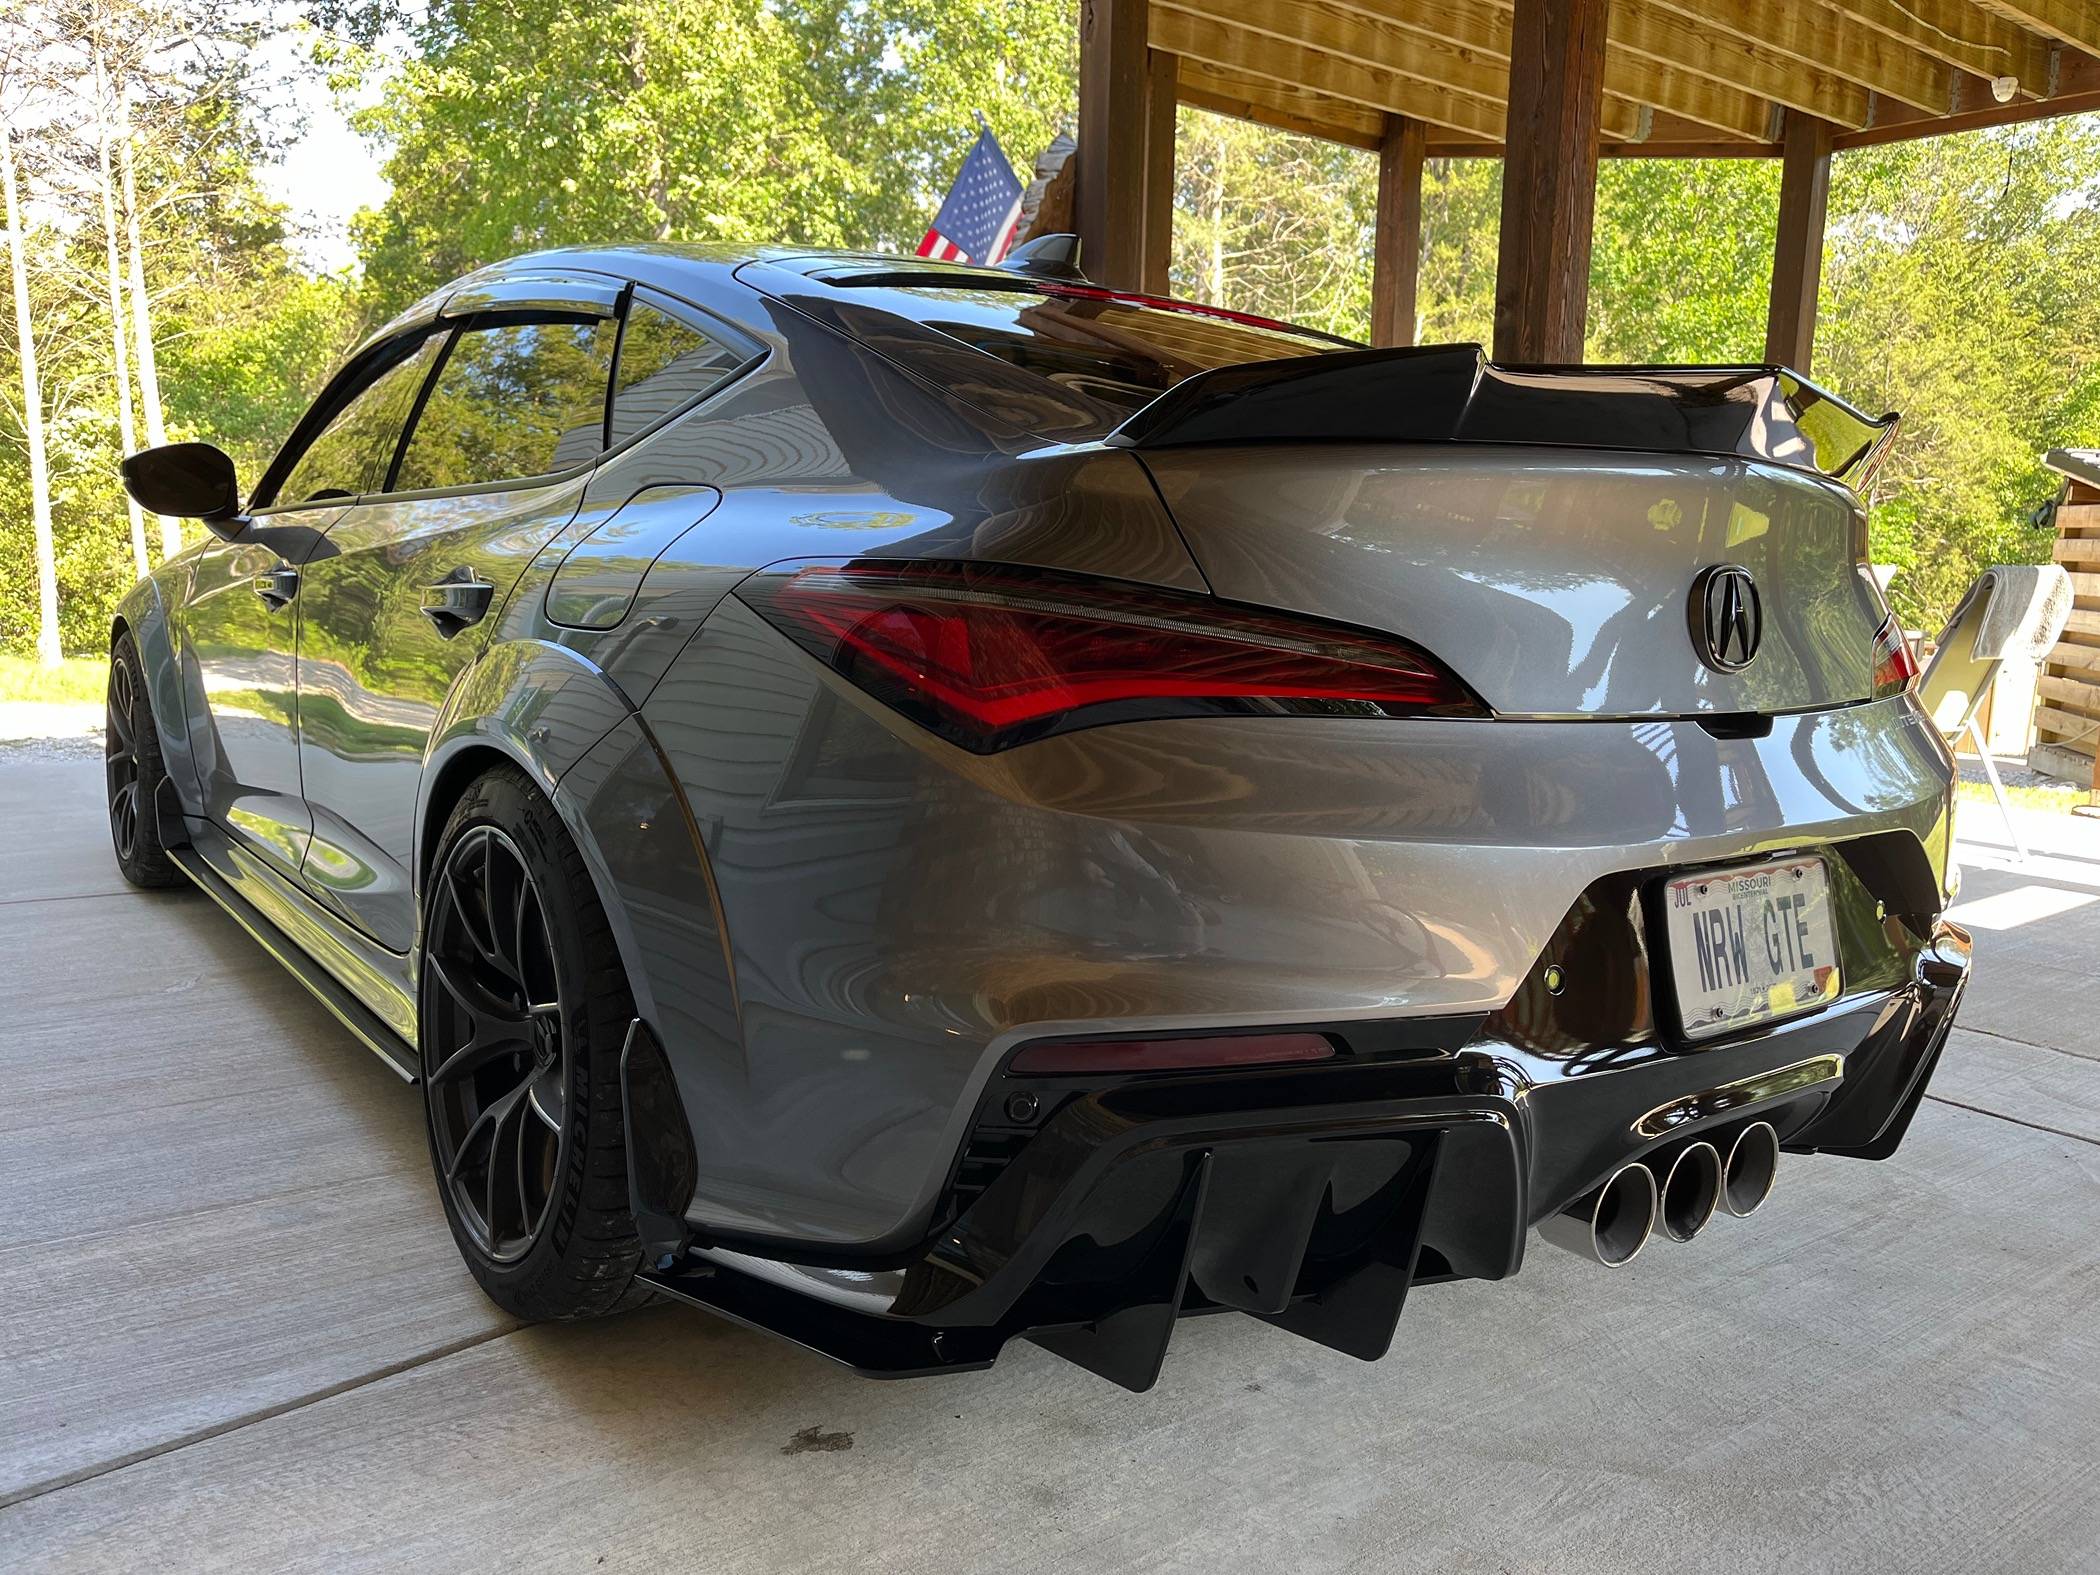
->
xmin=253 ymin=566 xmax=300 ymax=610
xmin=421 ymin=571 xmax=495 ymax=639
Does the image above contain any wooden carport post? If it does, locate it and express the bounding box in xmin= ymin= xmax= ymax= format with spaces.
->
xmin=1764 ymin=112 xmax=1835 ymax=373
xmin=1371 ymin=116 xmax=1427 ymax=348
xmin=1492 ymin=0 xmax=1609 ymax=362
xmin=1078 ymin=0 xmax=1150 ymax=292
xmin=1141 ymin=49 xmax=1178 ymax=296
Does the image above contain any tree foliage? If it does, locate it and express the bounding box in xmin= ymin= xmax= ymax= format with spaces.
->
xmin=353 ymin=0 xmax=1077 ymax=316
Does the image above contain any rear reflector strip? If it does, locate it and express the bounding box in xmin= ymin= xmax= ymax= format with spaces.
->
xmin=1008 ymin=1032 xmax=1337 ymax=1076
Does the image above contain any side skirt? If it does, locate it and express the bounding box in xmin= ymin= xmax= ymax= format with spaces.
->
xmin=168 ymin=825 xmax=419 ymax=1082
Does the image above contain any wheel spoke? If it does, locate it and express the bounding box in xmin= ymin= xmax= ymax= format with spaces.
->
xmin=112 ymin=783 xmax=137 ymax=856
xmin=528 ymin=1077 xmax=562 ymax=1133
xmin=511 ymin=877 xmax=530 ymax=993
xmin=425 ymin=952 xmax=534 ymax=1052
xmin=108 ymin=663 xmax=133 ymax=748
xmin=444 ymin=865 xmax=501 ymax=972
xmin=514 ymin=1104 xmax=534 ymax=1236
xmin=425 ymin=1026 xmax=525 ymax=1088
xmin=443 ymin=1076 xmax=531 ymax=1185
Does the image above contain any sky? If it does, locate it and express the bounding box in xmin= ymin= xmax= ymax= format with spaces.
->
xmin=251 ymin=25 xmax=391 ymax=275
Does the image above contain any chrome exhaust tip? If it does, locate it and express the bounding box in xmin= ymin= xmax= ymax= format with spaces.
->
xmin=1721 ymin=1121 xmax=1780 ymax=1217
xmin=1538 ymin=1162 xmax=1658 ymax=1267
xmin=1651 ymin=1140 xmax=1723 ymax=1243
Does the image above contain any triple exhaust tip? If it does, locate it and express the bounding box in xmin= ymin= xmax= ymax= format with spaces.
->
xmin=1540 ymin=1120 xmax=1779 ymax=1267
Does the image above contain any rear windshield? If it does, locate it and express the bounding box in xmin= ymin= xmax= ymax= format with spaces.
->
xmin=825 ymin=274 xmax=1356 ymax=425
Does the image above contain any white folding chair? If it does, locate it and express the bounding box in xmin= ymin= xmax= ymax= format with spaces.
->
xmin=1917 ymin=564 xmax=2074 ymax=862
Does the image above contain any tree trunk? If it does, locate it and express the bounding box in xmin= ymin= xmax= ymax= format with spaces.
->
xmin=2 ymin=119 xmax=62 ymax=667
xmin=93 ymin=42 xmax=150 ymax=579
xmin=118 ymin=88 xmax=175 ymax=560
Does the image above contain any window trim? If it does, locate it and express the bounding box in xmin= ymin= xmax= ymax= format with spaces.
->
xmin=249 ymin=328 xmax=446 ymax=516
xmin=253 ymin=273 xmax=769 ymax=516
xmin=599 ymin=282 xmax=767 ymax=458
xmin=372 ymin=306 xmax=620 ymax=503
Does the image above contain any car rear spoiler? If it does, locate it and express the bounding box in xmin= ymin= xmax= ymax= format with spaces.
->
xmin=1107 ymin=343 xmax=1900 ymax=492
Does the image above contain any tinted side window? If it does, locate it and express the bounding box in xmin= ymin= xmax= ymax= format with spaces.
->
xmin=392 ymin=317 xmax=616 ymax=493
xmin=610 ymin=301 xmax=747 ymax=446
xmin=272 ymin=337 xmax=439 ymax=508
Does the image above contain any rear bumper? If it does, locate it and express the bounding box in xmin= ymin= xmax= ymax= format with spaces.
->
xmin=634 ymin=918 xmax=1970 ymax=1391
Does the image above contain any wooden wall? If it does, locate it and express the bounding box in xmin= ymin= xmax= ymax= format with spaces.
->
xmin=2034 ymin=472 xmax=2100 ymax=792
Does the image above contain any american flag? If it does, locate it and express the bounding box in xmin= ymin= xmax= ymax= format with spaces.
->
xmin=918 ymin=126 xmax=1024 ymax=265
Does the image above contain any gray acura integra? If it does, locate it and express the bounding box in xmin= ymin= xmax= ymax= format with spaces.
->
xmin=109 ymin=242 xmax=1968 ymax=1390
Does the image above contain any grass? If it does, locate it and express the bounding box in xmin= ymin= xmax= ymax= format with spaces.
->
xmin=0 ymin=654 xmax=110 ymax=706
xmin=1955 ymin=776 xmax=2091 ymax=814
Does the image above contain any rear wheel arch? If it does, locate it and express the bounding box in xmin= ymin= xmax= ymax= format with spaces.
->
xmin=415 ymin=736 xmax=648 ymax=1020
xmin=417 ymin=741 xmax=535 ymax=914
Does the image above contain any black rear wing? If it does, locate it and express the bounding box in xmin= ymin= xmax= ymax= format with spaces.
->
xmin=1107 ymin=343 xmax=1899 ymax=492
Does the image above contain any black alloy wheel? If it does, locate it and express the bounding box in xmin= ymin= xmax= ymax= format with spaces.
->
xmin=105 ymin=652 xmax=145 ymax=864
xmin=106 ymin=633 xmax=181 ymax=888
xmin=423 ymin=824 xmax=570 ymax=1265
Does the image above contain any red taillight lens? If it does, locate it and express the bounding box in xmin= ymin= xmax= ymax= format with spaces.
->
xmin=1008 ymin=1031 xmax=1336 ymax=1076
xmin=1871 ymin=615 xmax=1918 ymax=699
xmin=737 ymin=560 xmax=1482 ymax=752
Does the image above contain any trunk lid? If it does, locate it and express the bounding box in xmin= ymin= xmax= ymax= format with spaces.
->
xmin=1122 ymin=349 xmax=1895 ymax=719
xmin=1140 ymin=444 xmax=1886 ymax=718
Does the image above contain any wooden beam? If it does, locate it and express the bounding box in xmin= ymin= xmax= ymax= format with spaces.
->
xmin=1833 ymin=52 xmax=2100 ymax=147
xmin=1973 ymin=0 xmax=2100 ymax=56
xmin=1826 ymin=0 xmax=2053 ymax=93
xmin=1078 ymin=0 xmax=1148 ymax=291
xmin=1765 ymin=112 xmax=1833 ymax=372
xmin=1326 ymin=0 xmax=1783 ymax=141
xmin=1495 ymin=0 xmax=1607 ymax=362
xmin=1641 ymin=0 xmax=1955 ymax=113
xmin=1604 ymin=0 xmax=1867 ymax=129
xmin=1371 ymin=116 xmax=1426 ymax=348
xmin=1429 ymin=109 xmax=1778 ymax=158
xmin=1156 ymin=1 xmax=1648 ymax=142
xmin=1175 ymin=57 xmax=1387 ymax=149
xmin=1151 ymin=6 xmax=1527 ymax=141
xmin=1141 ymin=49 xmax=1178 ymax=296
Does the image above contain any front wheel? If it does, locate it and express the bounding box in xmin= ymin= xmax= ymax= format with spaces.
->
xmin=421 ymin=765 xmax=648 ymax=1320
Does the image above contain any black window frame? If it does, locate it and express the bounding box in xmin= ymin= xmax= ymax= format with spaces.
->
xmin=248 ymin=326 xmax=447 ymax=516
xmin=250 ymin=274 xmax=767 ymax=516
xmin=380 ymin=308 xmax=620 ymax=501
xmin=600 ymin=283 xmax=766 ymax=458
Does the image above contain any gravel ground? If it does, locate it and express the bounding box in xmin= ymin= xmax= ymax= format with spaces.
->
xmin=0 ymin=701 xmax=104 ymax=763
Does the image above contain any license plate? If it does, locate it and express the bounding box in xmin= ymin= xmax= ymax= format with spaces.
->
xmin=1664 ymin=857 xmax=1841 ymax=1040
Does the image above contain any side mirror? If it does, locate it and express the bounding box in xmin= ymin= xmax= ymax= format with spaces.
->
xmin=121 ymin=442 xmax=244 ymax=540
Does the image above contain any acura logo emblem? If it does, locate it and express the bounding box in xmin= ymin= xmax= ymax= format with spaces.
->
xmin=1690 ymin=565 xmax=1762 ymax=672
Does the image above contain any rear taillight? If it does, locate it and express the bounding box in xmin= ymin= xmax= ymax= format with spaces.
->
xmin=736 ymin=560 xmax=1483 ymax=753
xmin=1871 ymin=615 xmax=1918 ymax=699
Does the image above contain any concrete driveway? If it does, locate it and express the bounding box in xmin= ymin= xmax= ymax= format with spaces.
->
xmin=4 ymin=752 xmax=2098 ymax=1572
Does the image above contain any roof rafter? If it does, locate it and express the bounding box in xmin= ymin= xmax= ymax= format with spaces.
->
xmin=1604 ymin=0 xmax=1871 ymax=128
xmin=1639 ymin=0 xmax=1957 ymax=112
xmin=1317 ymin=0 xmax=1787 ymax=139
xmin=1174 ymin=56 xmax=1389 ymax=149
xmin=1972 ymin=0 xmax=2100 ymax=57
xmin=1825 ymin=0 xmax=2055 ymax=91
xmin=1149 ymin=4 xmax=1647 ymax=142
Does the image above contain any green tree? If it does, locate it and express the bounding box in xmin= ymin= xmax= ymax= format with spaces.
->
xmin=352 ymin=0 xmax=1077 ymax=316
